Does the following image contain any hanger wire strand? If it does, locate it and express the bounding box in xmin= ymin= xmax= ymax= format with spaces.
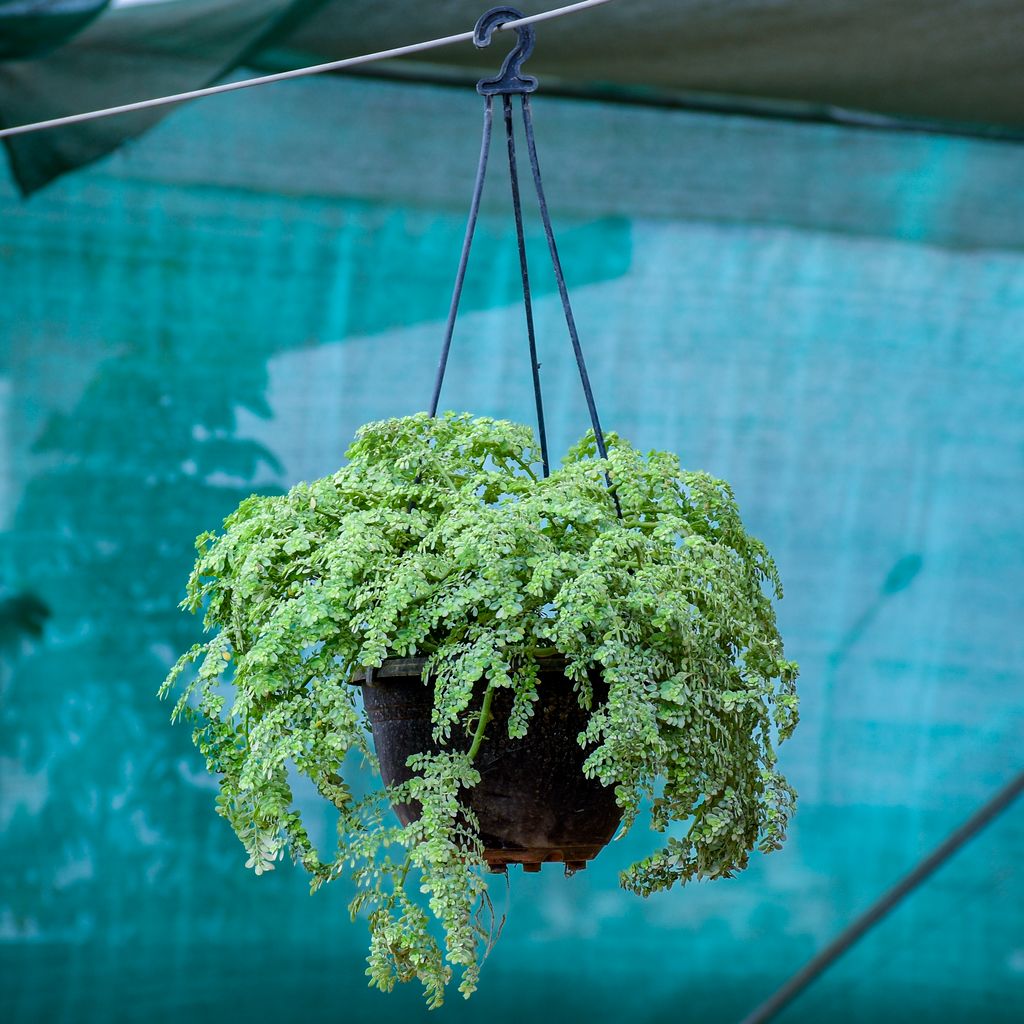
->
xmin=503 ymin=93 xmax=551 ymax=478
xmin=520 ymin=92 xmax=621 ymax=513
xmin=428 ymin=95 xmax=494 ymax=418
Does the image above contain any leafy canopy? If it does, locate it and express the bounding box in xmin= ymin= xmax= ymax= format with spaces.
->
xmin=161 ymin=412 xmax=798 ymax=1006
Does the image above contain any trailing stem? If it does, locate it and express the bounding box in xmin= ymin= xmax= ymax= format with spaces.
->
xmin=467 ymin=683 xmax=496 ymax=761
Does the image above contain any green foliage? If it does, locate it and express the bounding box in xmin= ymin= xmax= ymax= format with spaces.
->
xmin=161 ymin=411 xmax=798 ymax=1005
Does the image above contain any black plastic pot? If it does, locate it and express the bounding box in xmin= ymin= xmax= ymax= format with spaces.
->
xmin=355 ymin=657 xmax=621 ymax=872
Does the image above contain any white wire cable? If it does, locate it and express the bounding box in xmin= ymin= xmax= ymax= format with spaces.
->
xmin=0 ymin=0 xmax=615 ymax=140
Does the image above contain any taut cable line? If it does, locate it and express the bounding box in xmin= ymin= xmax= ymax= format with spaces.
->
xmin=0 ymin=0 xmax=615 ymax=140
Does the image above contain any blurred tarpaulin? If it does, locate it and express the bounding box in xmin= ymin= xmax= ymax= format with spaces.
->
xmin=0 ymin=0 xmax=111 ymax=59
xmin=4 ymin=0 xmax=1024 ymax=196
xmin=0 ymin=0 xmax=329 ymax=194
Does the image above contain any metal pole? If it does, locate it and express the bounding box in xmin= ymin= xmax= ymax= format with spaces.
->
xmin=739 ymin=768 xmax=1024 ymax=1024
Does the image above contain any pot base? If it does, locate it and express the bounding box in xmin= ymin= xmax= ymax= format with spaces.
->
xmin=484 ymin=846 xmax=601 ymax=872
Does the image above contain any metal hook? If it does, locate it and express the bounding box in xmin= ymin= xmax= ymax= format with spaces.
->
xmin=474 ymin=6 xmax=538 ymax=96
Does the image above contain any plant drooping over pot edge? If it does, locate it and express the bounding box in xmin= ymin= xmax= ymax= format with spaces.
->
xmin=160 ymin=412 xmax=798 ymax=1006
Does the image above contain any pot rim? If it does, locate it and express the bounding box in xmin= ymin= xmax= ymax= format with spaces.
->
xmin=351 ymin=653 xmax=571 ymax=685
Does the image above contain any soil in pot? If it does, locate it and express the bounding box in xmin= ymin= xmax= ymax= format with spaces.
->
xmin=355 ymin=657 xmax=622 ymax=872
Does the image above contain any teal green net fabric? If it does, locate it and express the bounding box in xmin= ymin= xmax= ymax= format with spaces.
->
xmin=1 ymin=75 xmax=1022 ymax=1022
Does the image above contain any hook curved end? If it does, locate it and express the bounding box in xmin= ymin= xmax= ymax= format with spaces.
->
xmin=474 ymin=6 xmax=538 ymax=95
xmin=473 ymin=6 xmax=524 ymax=48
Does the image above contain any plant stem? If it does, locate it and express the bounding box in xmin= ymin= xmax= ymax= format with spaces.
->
xmin=509 ymin=455 xmax=539 ymax=482
xmin=467 ymin=683 xmax=496 ymax=761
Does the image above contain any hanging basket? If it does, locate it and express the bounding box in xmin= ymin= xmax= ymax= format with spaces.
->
xmin=161 ymin=4 xmax=798 ymax=1007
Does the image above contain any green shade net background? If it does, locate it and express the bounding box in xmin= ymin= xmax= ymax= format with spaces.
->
xmin=1 ymin=74 xmax=1023 ymax=1022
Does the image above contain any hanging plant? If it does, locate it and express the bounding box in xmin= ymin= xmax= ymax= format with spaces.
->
xmin=160 ymin=7 xmax=798 ymax=1007
xmin=161 ymin=412 xmax=798 ymax=1005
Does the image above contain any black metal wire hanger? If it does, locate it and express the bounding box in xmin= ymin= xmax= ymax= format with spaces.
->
xmin=428 ymin=5 xmax=615 ymax=491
